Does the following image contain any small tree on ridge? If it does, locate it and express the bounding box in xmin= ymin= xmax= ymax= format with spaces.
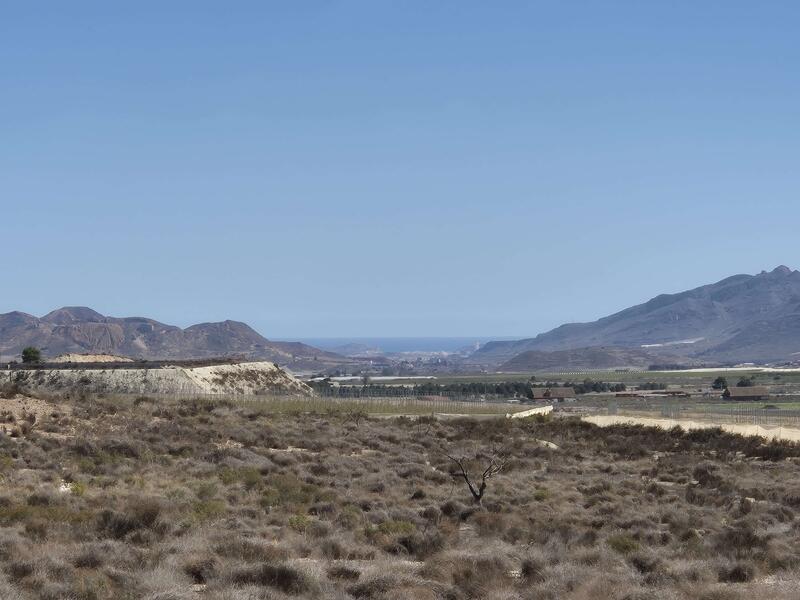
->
xmin=21 ymin=347 xmax=41 ymax=364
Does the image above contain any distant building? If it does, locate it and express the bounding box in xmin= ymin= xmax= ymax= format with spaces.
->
xmin=723 ymin=386 xmax=770 ymax=401
xmin=532 ymin=387 xmax=576 ymax=401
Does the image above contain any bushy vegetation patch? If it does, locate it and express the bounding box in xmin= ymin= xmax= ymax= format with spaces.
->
xmin=0 ymin=395 xmax=798 ymax=598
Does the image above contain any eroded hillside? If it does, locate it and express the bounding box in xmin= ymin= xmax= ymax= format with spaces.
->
xmin=7 ymin=361 xmax=312 ymax=396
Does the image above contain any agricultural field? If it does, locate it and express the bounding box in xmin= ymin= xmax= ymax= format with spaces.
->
xmin=2 ymin=390 xmax=800 ymax=598
xmin=375 ymin=369 xmax=800 ymax=389
xmin=531 ymin=369 xmax=800 ymax=388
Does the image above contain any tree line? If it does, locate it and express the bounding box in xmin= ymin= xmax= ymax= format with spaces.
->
xmin=309 ymin=378 xmax=629 ymax=399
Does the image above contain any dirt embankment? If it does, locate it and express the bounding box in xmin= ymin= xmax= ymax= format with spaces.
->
xmin=6 ymin=361 xmax=312 ymax=396
xmin=51 ymin=353 xmax=134 ymax=363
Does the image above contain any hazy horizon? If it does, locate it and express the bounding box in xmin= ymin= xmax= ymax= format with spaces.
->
xmin=2 ymin=263 xmax=794 ymax=342
xmin=3 ymin=3 xmax=798 ymax=337
xmin=294 ymin=337 xmax=520 ymax=353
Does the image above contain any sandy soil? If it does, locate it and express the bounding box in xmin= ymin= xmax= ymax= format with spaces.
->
xmin=0 ymin=395 xmax=68 ymax=422
xmin=584 ymin=414 xmax=800 ymax=442
xmin=51 ymin=353 xmax=133 ymax=363
xmin=509 ymin=405 xmax=553 ymax=419
xmin=181 ymin=361 xmax=311 ymax=395
xmin=8 ymin=361 xmax=312 ymax=396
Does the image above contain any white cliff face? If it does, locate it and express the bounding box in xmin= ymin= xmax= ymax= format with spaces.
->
xmin=51 ymin=353 xmax=134 ymax=363
xmin=9 ymin=361 xmax=312 ymax=396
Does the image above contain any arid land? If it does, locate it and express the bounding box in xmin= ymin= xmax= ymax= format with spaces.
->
xmin=1 ymin=385 xmax=800 ymax=599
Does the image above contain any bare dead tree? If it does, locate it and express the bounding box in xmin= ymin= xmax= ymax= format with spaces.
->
xmin=443 ymin=445 xmax=508 ymax=506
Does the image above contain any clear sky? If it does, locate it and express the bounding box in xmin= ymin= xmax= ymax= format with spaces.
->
xmin=2 ymin=2 xmax=798 ymax=339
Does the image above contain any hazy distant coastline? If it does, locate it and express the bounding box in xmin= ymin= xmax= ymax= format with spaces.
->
xmin=295 ymin=337 xmax=520 ymax=354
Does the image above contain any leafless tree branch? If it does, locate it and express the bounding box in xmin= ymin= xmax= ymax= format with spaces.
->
xmin=442 ymin=444 xmax=509 ymax=506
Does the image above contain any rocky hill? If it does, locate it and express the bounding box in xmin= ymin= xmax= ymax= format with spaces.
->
xmin=0 ymin=307 xmax=348 ymax=369
xmin=498 ymin=346 xmax=696 ymax=372
xmin=472 ymin=266 xmax=800 ymax=366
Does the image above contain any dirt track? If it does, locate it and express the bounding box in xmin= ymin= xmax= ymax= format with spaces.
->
xmin=584 ymin=414 xmax=800 ymax=441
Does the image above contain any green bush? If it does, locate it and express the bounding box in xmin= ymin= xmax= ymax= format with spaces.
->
xmin=377 ymin=520 xmax=416 ymax=536
xmin=288 ymin=514 xmax=311 ymax=532
xmin=192 ymin=499 xmax=226 ymax=522
xmin=260 ymin=474 xmax=333 ymax=509
xmin=607 ymin=533 xmax=639 ymax=554
xmin=533 ymin=488 xmax=549 ymax=501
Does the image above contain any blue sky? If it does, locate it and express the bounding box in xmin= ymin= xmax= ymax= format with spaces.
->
xmin=2 ymin=2 xmax=798 ymax=338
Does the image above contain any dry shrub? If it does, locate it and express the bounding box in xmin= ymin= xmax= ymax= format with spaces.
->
xmin=713 ymin=521 xmax=766 ymax=558
xmin=72 ymin=545 xmax=105 ymax=569
xmin=27 ymin=492 xmax=60 ymax=507
xmin=396 ymin=530 xmax=444 ymax=558
xmin=420 ymin=506 xmax=441 ymax=525
xmin=6 ymin=559 xmax=34 ymax=581
xmin=98 ymin=497 xmax=163 ymax=539
xmin=226 ymin=563 xmax=315 ymax=594
xmin=521 ymin=551 xmax=546 ymax=583
xmin=0 ymin=383 xmax=21 ymax=399
xmin=472 ymin=511 xmax=507 ymax=537
xmin=439 ymin=500 xmax=466 ymax=518
xmin=423 ymin=551 xmax=513 ymax=597
xmin=182 ymin=555 xmax=218 ymax=584
xmin=214 ymin=538 xmax=288 ymax=562
xmin=694 ymin=588 xmax=747 ymax=600
xmin=717 ymin=560 xmax=755 ymax=583
xmin=607 ymin=533 xmax=639 ymax=555
xmin=23 ymin=519 xmax=48 ymax=541
xmin=348 ymin=573 xmax=450 ymax=600
xmin=328 ymin=565 xmax=361 ymax=581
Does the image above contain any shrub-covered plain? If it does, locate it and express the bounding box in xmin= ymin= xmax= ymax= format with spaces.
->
xmin=1 ymin=394 xmax=800 ymax=598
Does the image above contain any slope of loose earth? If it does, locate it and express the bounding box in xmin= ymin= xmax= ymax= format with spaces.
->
xmin=51 ymin=353 xmax=134 ymax=363
xmin=7 ymin=361 xmax=312 ymax=396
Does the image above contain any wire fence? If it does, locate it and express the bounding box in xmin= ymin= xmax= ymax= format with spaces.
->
xmin=67 ymin=391 xmax=533 ymax=416
xmin=603 ymin=398 xmax=800 ymax=428
xmin=313 ymin=386 xmax=531 ymax=401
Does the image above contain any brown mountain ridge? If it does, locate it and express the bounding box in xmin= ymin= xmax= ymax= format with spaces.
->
xmin=0 ymin=307 xmax=346 ymax=368
xmin=472 ymin=266 xmax=800 ymax=367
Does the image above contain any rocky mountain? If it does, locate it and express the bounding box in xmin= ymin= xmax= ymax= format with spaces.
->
xmin=329 ymin=343 xmax=384 ymax=357
xmin=498 ymin=346 xmax=696 ymax=372
xmin=0 ymin=307 xmax=348 ymax=368
xmin=472 ymin=266 xmax=800 ymax=366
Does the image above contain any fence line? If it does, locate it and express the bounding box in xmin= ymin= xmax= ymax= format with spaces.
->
xmin=69 ymin=391 xmax=533 ymax=415
xmin=604 ymin=399 xmax=800 ymax=428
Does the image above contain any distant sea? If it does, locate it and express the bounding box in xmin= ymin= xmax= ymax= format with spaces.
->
xmin=295 ymin=337 xmax=519 ymax=354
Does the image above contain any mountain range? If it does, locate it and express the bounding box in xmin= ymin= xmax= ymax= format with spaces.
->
xmin=472 ymin=266 xmax=800 ymax=368
xmin=496 ymin=346 xmax=698 ymax=372
xmin=0 ymin=307 xmax=348 ymax=368
xmin=4 ymin=266 xmax=799 ymax=372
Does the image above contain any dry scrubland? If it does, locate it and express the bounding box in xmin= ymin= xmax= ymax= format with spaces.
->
xmin=3 ymin=392 xmax=800 ymax=599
